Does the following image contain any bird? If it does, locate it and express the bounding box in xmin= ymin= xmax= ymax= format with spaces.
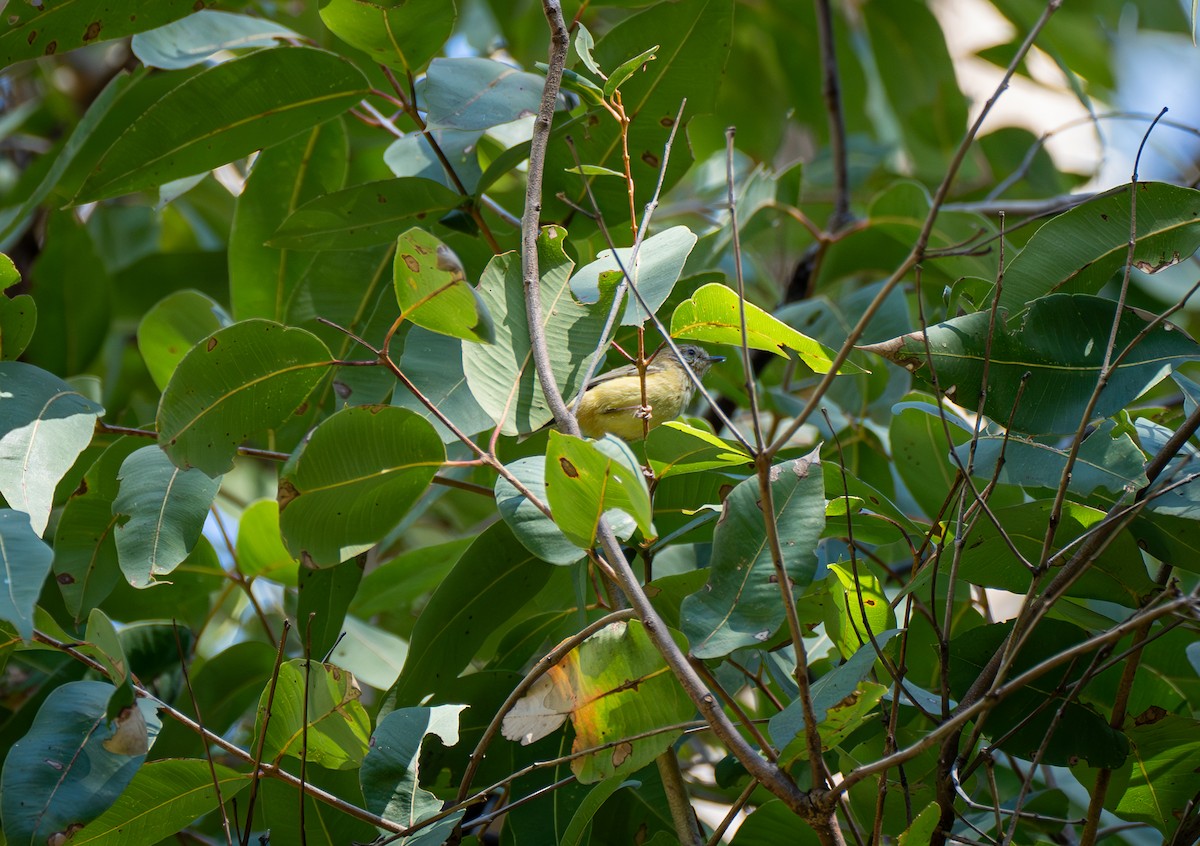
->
xmin=572 ymin=344 xmax=724 ymax=441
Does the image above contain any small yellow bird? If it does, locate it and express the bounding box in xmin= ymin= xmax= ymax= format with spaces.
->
xmin=574 ymin=344 xmax=724 ymax=441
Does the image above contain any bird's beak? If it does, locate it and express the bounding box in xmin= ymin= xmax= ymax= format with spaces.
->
xmin=709 ymin=355 xmax=726 ymax=363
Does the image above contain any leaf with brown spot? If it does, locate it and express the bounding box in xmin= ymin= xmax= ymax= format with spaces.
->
xmin=392 ymin=227 xmax=493 ymax=343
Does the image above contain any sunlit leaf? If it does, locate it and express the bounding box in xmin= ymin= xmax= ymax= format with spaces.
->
xmin=393 ymin=227 xmax=493 ymax=343
xmin=255 ymin=659 xmax=370 ymax=770
xmin=544 ymin=433 xmax=653 ymax=549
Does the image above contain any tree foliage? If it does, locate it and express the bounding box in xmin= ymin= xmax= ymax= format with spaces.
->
xmin=2 ymin=1 xmax=1200 ymax=844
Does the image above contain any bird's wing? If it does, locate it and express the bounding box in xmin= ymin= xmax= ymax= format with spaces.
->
xmin=584 ymin=362 xmax=641 ymax=389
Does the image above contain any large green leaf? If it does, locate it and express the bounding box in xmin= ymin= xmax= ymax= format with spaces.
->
xmin=156 ymin=320 xmax=331 ymax=477
xmin=0 ymin=361 xmax=104 ymax=536
xmin=53 ymin=438 xmax=141 ymax=621
xmin=131 ymin=10 xmax=298 ymax=70
xmin=1111 ymin=713 xmax=1200 ymax=834
xmin=381 ymin=521 xmax=553 ymax=711
xmin=393 ymin=227 xmax=493 ymax=343
xmin=0 ymin=681 xmax=160 ymax=846
xmin=320 ymin=0 xmax=456 ymax=74
xmin=671 ymin=282 xmax=845 ymax=370
xmin=959 ymin=418 xmax=1149 ymax=497
xmin=229 ymin=119 xmax=349 ymax=322
xmin=69 ymin=759 xmax=249 ymax=846
xmin=949 ymin=620 xmax=1128 ymax=767
xmin=544 ymin=432 xmax=653 ymax=549
xmin=821 ymin=563 xmax=897 ymax=662
xmin=112 ymin=446 xmax=222 ymax=589
xmin=502 ymin=620 xmax=694 ymax=784
xmin=420 ymin=57 xmax=548 ymax=131
xmin=682 ymin=451 xmax=825 ymax=658
xmin=0 ymin=510 xmax=53 ymax=641
xmin=77 ymin=47 xmax=368 ymax=201
xmin=571 ymin=226 xmax=697 ymax=325
xmin=298 ymin=558 xmax=364 ymax=660
xmin=278 ymin=405 xmax=444 ymax=566
xmin=1 ymin=0 xmax=214 ymax=66
xmin=1000 ymin=183 xmax=1200 ymax=310
xmin=21 ymin=212 xmax=111 ymax=377
xmin=392 ymin=327 xmax=493 ymax=443
xmin=235 ymin=499 xmax=299 ymax=586
xmin=137 ymin=290 xmax=232 ymax=391
xmin=542 ymin=0 xmax=733 ymax=226
xmin=889 ymin=399 xmax=971 ymax=520
xmin=462 ymin=226 xmax=618 ymax=436
xmin=862 ymin=294 xmax=1200 ymax=435
xmin=255 ymin=659 xmax=371 ymax=770
xmin=495 ymin=456 xmax=589 ymax=566
xmin=267 ymin=177 xmax=462 ymax=251
xmin=360 ymin=705 xmax=467 ymax=839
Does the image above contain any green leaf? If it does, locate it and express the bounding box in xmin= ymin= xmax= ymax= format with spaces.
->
xmin=769 ymin=631 xmax=900 ymax=760
xmin=602 ymin=45 xmax=658 ymax=98
xmin=112 ymin=445 xmax=222 ymax=589
xmin=502 ymin=620 xmax=693 ymax=784
xmin=571 ymin=225 xmax=697 ymax=325
xmin=298 ymin=557 xmax=365 ymax=660
xmin=320 ymin=0 xmax=455 ymax=74
xmin=131 ymin=10 xmax=300 ymax=70
xmin=20 ymin=212 xmax=111 ymax=377
xmin=230 ymin=119 xmax=349 ymax=322
xmin=0 ymin=681 xmax=160 ymax=846
xmin=0 ymin=510 xmax=53 ymax=641
xmin=392 ymin=327 xmax=493 ymax=443
xmin=644 ymin=421 xmax=752 ymax=478
xmin=949 ymin=620 xmax=1128 ymax=767
xmin=730 ymin=799 xmax=821 ymax=845
xmin=53 ymin=438 xmax=142 ymax=621
xmin=561 ymin=775 xmax=633 ymax=846
xmin=574 ymin=23 xmax=603 ymax=78
xmin=671 ymin=282 xmax=847 ymax=370
xmin=420 ymin=57 xmax=548 ymax=131
xmin=564 ymin=164 xmax=625 ymax=178
xmin=255 ymin=659 xmax=371 ymax=770
xmin=682 ymin=450 xmax=825 ymax=658
xmin=156 ymin=320 xmax=331 ymax=477
xmin=137 ymin=290 xmax=232 ymax=391
xmin=462 ymin=225 xmax=618 ymax=435
xmin=69 ymin=759 xmax=249 ymax=846
xmin=495 ymin=456 xmax=589 ymax=566
xmin=267 ymin=177 xmax=462 ymax=251
xmin=0 ymin=254 xmax=35 ymax=361
xmin=862 ymin=294 xmax=1200 ymax=435
xmin=77 ymin=47 xmax=369 ymax=201
xmin=544 ymin=432 xmax=653 ymax=548
xmin=0 ymin=361 xmax=104 ymax=536
xmin=385 ymin=128 xmax=483 ymax=193
xmin=960 ymin=418 xmax=1149 ymax=497
xmin=1 ymin=0 xmax=214 ymax=67
xmin=381 ymin=521 xmax=553 ymax=711
xmin=350 ymin=537 xmax=472 ymax=618
xmin=278 ymin=406 xmax=444 ymax=566
xmin=822 ymin=563 xmax=897 ymax=662
xmin=235 ymin=499 xmax=298 ymax=586
xmin=361 ymin=705 xmax=467 ymax=836
xmin=954 ymin=500 xmax=1157 ymax=606
xmin=543 ymin=0 xmax=732 ymax=227
xmin=393 ymin=227 xmax=493 ymax=343
xmin=889 ymin=399 xmax=971 ymax=520
xmin=1000 ymin=183 xmax=1200 ymax=311
xmin=898 ymin=802 xmax=941 ymax=845
xmin=1112 ymin=713 xmax=1200 ymax=834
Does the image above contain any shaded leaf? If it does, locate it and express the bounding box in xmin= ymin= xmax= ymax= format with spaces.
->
xmin=268 ymin=177 xmax=462 ymax=251
xmin=131 ymin=10 xmax=299 ymax=69
xmin=392 ymin=327 xmax=492 ymax=442
xmin=862 ymin=294 xmax=1200 ymax=435
xmin=495 ymin=456 xmax=589 ymax=566
xmin=0 ymin=510 xmax=53 ymax=641
xmin=278 ymin=406 xmax=444 ymax=566
xmin=77 ymin=47 xmax=368 ymax=201
xmin=137 ymin=290 xmax=232 ymax=391
xmin=682 ymin=450 xmax=825 ymax=658
xmin=420 ymin=57 xmax=547 ymax=131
